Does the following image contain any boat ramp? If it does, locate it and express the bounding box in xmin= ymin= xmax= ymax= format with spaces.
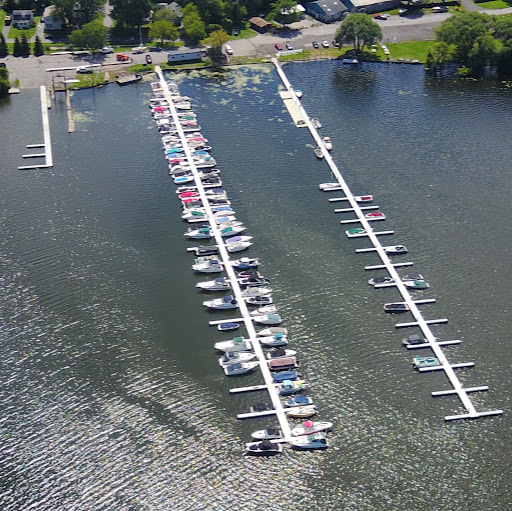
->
xmin=272 ymin=58 xmax=502 ymax=422
xmin=150 ymin=66 xmax=331 ymax=452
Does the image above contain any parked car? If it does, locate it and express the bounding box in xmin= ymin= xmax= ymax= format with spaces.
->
xmin=321 ymin=40 xmax=329 ymax=48
xmin=116 ymin=53 xmax=130 ymax=61
xmin=145 ymin=54 xmax=152 ymax=64
xmin=432 ymin=5 xmax=448 ymax=11
xmin=225 ymin=44 xmax=234 ymax=55
xmin=312 ymin=41 xmax=319 ymax=49
xmin=374 ymin=14 xmax=388 ymax=20
xmin=150 ymin=46 xmax=162 ymax=52
xmin=332 ymin=40 xmax=340 ymax=48
xmin=285 ymin=41 xmax=293 ymax=50
xmin=132 ymin=46 xmax=147 ymax=54
xmin=275 ymin=43 xmax=283 ymax=51
xmin=398 ymin=8 xmax=408 ymax=15
xmin=76 ymin=65 xmax=93 ymax=74
xmin=98 ymin=46 xmax=113 ymax=54
xmin=233 ymin=28 xmax=240 ymax=36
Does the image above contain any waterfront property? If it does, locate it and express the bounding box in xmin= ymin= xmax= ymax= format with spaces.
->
xmin=304 ymin=0 xmax=347 ymax=22
xmin=167 ymin=48 xmax=204 ymax=64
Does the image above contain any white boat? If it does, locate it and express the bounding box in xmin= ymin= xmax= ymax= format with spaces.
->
xmin=342 ymin=58 xmax=359 ymax=64
xmin=318 ymin=182 xmax=342 ymax=191
xmin=365 ymin=211 xmax=385 ymax=221
xmin=214 ymin=336 xmax=252 ymax=352
xmin=250 ymin=305 xmax=278 ymax=316
xmin=218 ymin=351 xmax=257 ymax=367
xmin=402 ymin=272 xmax=424 ymax=282
xmin=258 ymin=333 xmax=288 ymax=347
xmin=217 ymin=322 xmax=240 ymax=332
xmin=289 ymin=432 xmax=329 ymax=450
xmin=241 ymin=286 xmax=273 ymax=297
xmin=223 ymin=361 xmax=259 ymax=376
xmin=354 ymin=195 xmax=373 ymax=202
xmin=384 ymin=245 xmax=408 ymax=254
xmin=196 ymin=277 xmax=231 ymax=292
xmin=284 ymin=395 xmax=313 ymax=407
xmin=311 ymin=118 xmax=322 ymax=129
xmin=369 ymin=276 xmax=395 ymax=286
xmin=226 ymin=239 xmax=253 ymax=253
xmin=383 ymin=302 xmax=410 ymax=312
xmin=276 ymin=379 xmax=309 ymax=395
xmin=323 ymin=136 xmax=332 ymax=150
xmin=219 ymin=225 xmax=246 ymax=237
xmin=192 ymin=259 xmax=223 ymax=273
xmin=184 ymin=227 xmax=212 ymax=239
xmin=203 ymin=295 xmax=238 ymax=310
xmin=403 ymin=280 xmax=430 ymax=289
xmin=245 ymin=295 xmax=273 ymax=306
xmin=345 ymin=227 xmax=366 ymax=238
xmin=266 ymin=348 xmax=297 ymax=360
xmin=257 ymin=327 xmax=287 ymax=337
xmin=245 ymin=440 xmax=283 ymax=455
xmin=251 ymin=427 xmax=282 ymax=440
xmin=238 ymin=274 xmax=270 ymax=287
xmin=314 ymin=146 xmax=324 ymax=159
xmin=294 ymin=89 xmax=303 ymax=99
xmin=284 ymin=405 xmax=317 ymax=418
xmin=291 ymin=420 xmax=333 ymax=437
xmin=231 ymin=257 xmax=259 ymax=270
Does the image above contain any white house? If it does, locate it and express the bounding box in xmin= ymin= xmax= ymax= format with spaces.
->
xmin=12 ymin=9 xmax=33 ymax=29
xmin=43 ymin=6 xmax=63 ymax=30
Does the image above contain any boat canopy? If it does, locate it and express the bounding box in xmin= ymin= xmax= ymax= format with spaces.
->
xmin=234 ymin=336 xmax=244 ymax=343
xmin=215 ymin=277 xmax=226 ymax=283
xmin=294 ymin=395 xmax=310 ymax=404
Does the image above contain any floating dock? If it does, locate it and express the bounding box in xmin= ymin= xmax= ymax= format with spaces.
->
xmin=272 ymin=58 xmax=502 ymax=422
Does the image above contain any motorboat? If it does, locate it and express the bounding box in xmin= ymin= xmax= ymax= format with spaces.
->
xmin=284 ymin=395 xmax=313 ymax=407
xmin=284 ymin=406 xmax=317 ymax=418
xmin=384 ymin=245 xmax=408 ymax=255
xmin=258 ymin=333 xmax=288 ymax=347
xmin=314 ymin=146 xmax=324 ymax=159
xmin=214 ymin=336 xmax=252 ymax=352
xmin=369 ymin=276 xmax=395 ymax=286
xmin=196 ymin=277 xmax=231 ymax=292
xmin=402 ymin=273 xmax=424 ymax=282
xmin=225 ymin=237 xmax=253 ymax=252
xmin=257 ymin=327 xmax=287 ymax=337
xmin=355 ymin=195 xmax=373 ymax=202
xmin=402 ymin=334 xmax=426 ymax=347
xmin=323 ymin=136 xmax=332 ymax=150
xmin=365 ymin=211 xmax=385 ymax=220
xmin=223 ymin=361 xmax=259 ymax=376
xmin=192 ymin=259 xmax=223 ymax=273
xmin=289 ymin=432 xmax=329 ymax=450
xmin=342 ymin=58 xmax=359 ymax=64
xmin=184 ymin=227 xmax=212 ymax=239
xmin=203 ymin=295 xmax=238 ymax=310
xmin=266 ymin=348 xmax=297 ymax=360
xmin=245 ymin=440 xmax=283 ymax=456
xmin=245 ymin=295 xmax=273 ymax=307
xmin=272 ymin=370 xmax=298 ymax=383
xmin=231 ymin=257 xmax=259 ymax=270
xmin=383 ymin=303 xmax=410 ymax=312
xmin=318 ymin=182 xmax=342 ymax=191
xmin=249 ymin=402 xmax=272 ymax=414
xmin=294 ymin=89 xmax=303 ymax=98
xmin=217 ymin=322 xmax=240 ymax=332
xmin=268 ymin=356 xmax=297 ymax=371
xmin=187 ymin=245 xmax=219 ymax=257
xmin=219 ymin=225 xmax=246 ymax=237
xmin=311 ymin=118 xmax=322 ymax=129
xmin=403 ymin=280 xmax=430 ymax=289
xmin=276 ymin=379 xmax=309 ymax=396
xmin=291 ymin=420 xmax=333 ymax=437
xmin=346 ymin=228 xmax=366 ymax=237
xmin=238 ymin=274 xmax=270 ymax=287
xmin=194 ymin=255 xmax=219 ymax=264
xmin=413 ymin=356 xmax=440 ymax=369
xmin=241 ymin=286 xmax=272 ymax=297
xmin=251 ymin=427 xmax=282 ymax=440
xmin=218 ymin=351 xmax=257 ymax=367
xmin=250 ymin=305 xmax=278 ymax=316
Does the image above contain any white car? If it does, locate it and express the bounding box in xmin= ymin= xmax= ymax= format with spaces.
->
xmin=132 ymin=46 xmax=148 ymax=54
xmin=225 ymin=44 xmax=233 ymax=55
xmin=99 ymin=46 xmax=114 ymax=54
xmin=76 ymin=65 xmax=93 ymax=74
xmin=321 ymin=40 xmax=329 ymax=48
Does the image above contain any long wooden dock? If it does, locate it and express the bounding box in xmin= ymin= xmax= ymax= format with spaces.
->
xmin=272 ymin=58 xmax=503 ymax=422
xmin=154 ymin=67 xmax=293 ymax=439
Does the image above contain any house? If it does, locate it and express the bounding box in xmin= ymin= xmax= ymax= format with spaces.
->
xmin=156 ymin=1 xmax=182 ymax=16
xmin=43 ymin=6 xmax=63 ymax=30
xmin=248 ymin=17 xmax=273 ymax=33
xmin=304 ymin=1 xmax=347 ymax=22
xmin=12 ymin=9 xmax=33 ymax=29
xmin=343 ymin=0 xmax=399 ymax=12
xmin=167 ymin=48 xmax=203 ymax=63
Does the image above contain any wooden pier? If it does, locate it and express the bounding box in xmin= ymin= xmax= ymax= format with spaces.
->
xmin=154 ymin=67 xmax=293 ymax=439
xmin=272 ymin=58 xmax=503 ymax=422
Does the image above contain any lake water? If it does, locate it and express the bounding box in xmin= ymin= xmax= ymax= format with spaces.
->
xmin=0 ymin=61 xmax=511 ymax=510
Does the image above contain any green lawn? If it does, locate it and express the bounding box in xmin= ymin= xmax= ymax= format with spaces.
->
xmin=0 ymin=9 xmax=6 ymax=29
xmin=8 ymin=16 xmax=41 ymax=39
xmin=384 ymin=40 xmax=433 ymax=62
xmin=476 ymin=0 xmax=512 ymax=7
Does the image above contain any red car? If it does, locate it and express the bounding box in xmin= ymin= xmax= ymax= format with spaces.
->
xmin=374 ymin=13 xmax=389 ymax=19
xmin=116 ymin=53 xmax=130 ymax=61
xmin=275 ymin=43 xmax=283 ymax=51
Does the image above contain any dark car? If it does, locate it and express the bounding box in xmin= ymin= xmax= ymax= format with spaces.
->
xmin=285 ymin=41 xmax=293 ymax=50
xmin=332 ymin=40 xmax=340 ymax=48
xmin=312 ymin=41 xmax=319 ymax=49
xmin=150 ymin=46 xmax=162 ymax=52
xmin=275 ymin=43 xmax=283 ymax=51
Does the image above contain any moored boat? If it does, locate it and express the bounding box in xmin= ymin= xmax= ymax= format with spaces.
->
xmin=223 ymin=361 xmax=259 ymax=376
xmin=403 ymin=280 xmax=430 ymax=289
xmin=402 ymin=334 xmax=426 ymax=346
xmin=258 ymin=333 xmax=288 ymax=347
xmin=413 ymin=356 xmax=440 ymax=369
xmin=311 ymin=118 xmax=322 ymax=129
xmin=214 ymin=336 xmax=251 ymax=352
xmin=290 ymin=420 xmax=333 ymax=437
xmin=203 ymin=295 xmax=238 ymax=310
xmin=231 ymin=257 xmax=259 ymax=270
xmin=289 ymin=432 xmax=329 ymax=450
xmin=383 ymin=302 xmax=410 ymax=312
xmin=245 ymin=439 xmax=283 ymax=456
xmin=268 ymin=356 xmax=297 ymax=371
xmin=323 ymin=136 xmax=332 ymax=150
xmin=346 ymin=227 xmax=366 ymax=237
xmin=266 ymin=348 xmax=297 ymax=360
xmin=251 ymin=427 xmax=282 ymax=440
xmin=196 ymin=277 xmax=231 ymax=291
xmin=245 ymin=295 xmax=273 ymax=307
xmin=241 ymin=286 xmax=273 ymax=297
xmin=218 ymin=351 xmax=257 ymax=367
xmin=314 ymin=146 xmax=324 ymax=159
xmin=217 ymin=322 xmax=240 ymax=332
xmin=384 ymin=245 xmax=408 ymax=254
xmin=257 ymin=327 xmax=287 ymax=337
xmin=252 ymin=313 xmax=282 ymax=325
xmin=192 ymin=259 xmax=223 ymax=273
xmin=285 ymin=395 xmax=313 ymax=407
xmin=276 ymin=379 xmax=309 ymax=395
xmin=284 ymin=405 xmax=317 ymax=418
xmin=365 ymin=211 xmax=385 ymax=220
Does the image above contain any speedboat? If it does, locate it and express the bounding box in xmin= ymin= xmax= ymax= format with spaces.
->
xmin=284 ymin=405 xmax=317 ymax=418
xmin=241 ymin=286 xmax=273 ymax=297
xmin=252 ymin=313 xmax=281 ymax=325
xmin=323 ymin=136 xmax=332 ymax=150
xmin=403 ymin=280 xmax=430 ymax=289
xmin=346 ymin=228 xmax=366 ymax=237
xmin=369 ymin=276 xmax=395 ymax=286
xmin=384 ymin=245 xmax=408 ymax=255
xmin=203 ymin=295 xmax=238 ymax=310
xmin=355 ymin=195 xmax=373 ymax=202
xmin=294 ymin=89 xmax=303 ymax=98
xmin=402 ymin=334 xmax=426 ymax=347
xmin=273 ymin=370 xmax=298 ymax=383
xmin=257 ymin=327 xmax=287 ymax=337
xmin=219 ymin=225 xmax=246 ymax=237
xmin=238 ymin=274 xmax=270 ymax=287
xmin=245 ymin=295 xmax=273 ymax=306
xmin=289 ymin=432 xmax=329 ymax=450
xmin=192 ymin=259 xmax=223 ymax=273
xmin=218 ymin=351 xmax=257 ymax=367
xmin=285 ymin=395 xmax=313 ymax=407
xmin=214 ymin=336 xmax=252 ymax=352
xmin=226 ymin=241 xmax=252 ymax=253
xmin=184 ymin=227 xmax=212 ymax=239
xmin=258 ymin=333 xmax=287 ymax=347
xmin=413 ymin=356 xmax=440 ymax=369
xmin=249 ymin=402 xmax=272 ymax=413
xmin=318 ymin=182 xmax=342 ymax=191
xmin=245 ymin=440 xmax=282 ymax=456
xmin=231 ymin=257 xmax=259 ymax=270
xmin=217 ymin=322 xmax=240 ymax=332
xmin=251 ymin=427 xmax=282 ymax=440
xmin=311 ymin=118 xmax=322 ymax=129
xmin=402 ymin=272 xmax=424 ymax=282
xmin=250 ymin=305 xmax=278 ymax=316
xmin=266 ymin=348 xmax=297 ymax=360
xmin=291 ymin=420 xmax=333 ymax=437
xmin=314 ymin=146 xmax=324 ymax=159
xmin=196 ymin=277 xmax=231 ymax=292
xmin=383 ymin=303 xmax=410 ymax=312
xmin=365 ymin=211 xmax=385 ymax=220
xmin=268 ymin=356 xmax=297 ymax=371
xmin=223 ymin=361 xmax=259 ymax=376
xmin=276 ymin=379 xmax=309 ymax=396
xmin=187 ymin=245 xmax=219 ymax=257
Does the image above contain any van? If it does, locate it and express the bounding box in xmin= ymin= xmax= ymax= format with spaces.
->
xmin=225 ymin=44 xmax=233 ymax=55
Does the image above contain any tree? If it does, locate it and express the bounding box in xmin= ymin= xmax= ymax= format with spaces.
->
xmin=75 ymin=0 xmax=107 ymax=27
xmin=0 ymin=67 xmax=10 ymax=97
xmin=20 ymin=32 xmax=30 ymax=57
xmin=0 ymin=33 xmax=8 ymax=58
xmin=468 ymin=34 xmax=501 ymax=76
xmin=334 ymin=13 xmax=382 ymax=54
xmin=201 ymin=29 xmax=229 ymax=54
xmin=52 ymin=0 xmax=79 ymax=26
xmin=270 ymin=0 xmax=300 ymax=25
xmin=33 ymin=35 xmax=45 ymax=56
xmin=69 ymin=20 xmax=108 ymax=49
xmin=110 ymin=0 xmax=154 ymax=28
xmin=182 ymin=4 xmax=207 ymax=44
xmin=425 ymin=41 xmax=455 ymax=75
xmin=13 ymin=36 xmax=22 ymax=57
xmin=148 ymin=20 xmax=179 ymax=45
xmin=228 ymin=2 xmax=247 ymax=31
xmin=153 ymin=7 xmax=179 ymax=25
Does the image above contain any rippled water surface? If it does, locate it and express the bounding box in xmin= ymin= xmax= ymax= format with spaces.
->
xmin=0 ymin=62 xmax=511 ymax=510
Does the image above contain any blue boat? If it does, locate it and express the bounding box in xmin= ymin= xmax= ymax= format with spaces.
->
xmin=285 ymin=395 xmax=313 ymax=407
xmin=217 ymin=322 xmax=239 ymax=332
xmin=273 ymin=371 xmax=298 ymax=383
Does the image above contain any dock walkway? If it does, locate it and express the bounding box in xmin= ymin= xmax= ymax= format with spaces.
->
xmin=272 ymin=58 xmax=502 ymax=422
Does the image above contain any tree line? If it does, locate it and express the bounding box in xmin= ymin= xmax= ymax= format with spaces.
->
xmin=0 ymin=33 xmax=44 ymax=57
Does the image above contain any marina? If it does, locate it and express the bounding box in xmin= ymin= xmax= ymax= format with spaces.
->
xmin=273 ymin=58 xmax=503 ymax=422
